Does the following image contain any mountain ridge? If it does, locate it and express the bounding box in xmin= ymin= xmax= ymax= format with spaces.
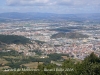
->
xmin=0 ymin=12 xmax=100 ymax=21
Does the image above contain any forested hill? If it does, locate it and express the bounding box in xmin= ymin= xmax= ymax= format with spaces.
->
xmin=51 ymin=32 xmax=89 ymax=39
xmin=0 ymin=35 xmax=31 ymax=44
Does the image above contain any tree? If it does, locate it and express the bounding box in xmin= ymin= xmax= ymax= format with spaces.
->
xmin=76 ymin=52 xmax=100 ymax=75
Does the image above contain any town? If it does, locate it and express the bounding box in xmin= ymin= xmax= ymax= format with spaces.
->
xmin=0 ymin=20 xmax=100 ymax=60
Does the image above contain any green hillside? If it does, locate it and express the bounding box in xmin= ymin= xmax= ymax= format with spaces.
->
xmin=0 ymin=35 xmax=31 ymax=44
xmin=51 ymin=32 xmax=89 ymax=39
xmin=0 ymin=52 xmax=99 ymax=75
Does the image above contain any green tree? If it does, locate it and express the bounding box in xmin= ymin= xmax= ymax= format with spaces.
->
xmin=76 ymin=52 xmax=100 ymax=75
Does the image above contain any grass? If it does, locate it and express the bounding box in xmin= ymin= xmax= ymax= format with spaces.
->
xmin=23 ymin=62 xmax=43 ymax=69
xmin=0 ymin=58 xmax=9 ymax=70
xmin=61 ymin=56 xmax=68 ymax=60
xmin=0 ymin=58 xmax=8 ymax=65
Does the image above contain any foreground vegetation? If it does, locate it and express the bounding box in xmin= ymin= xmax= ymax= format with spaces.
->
xmin=0 ymin=52 xmax=100 ymax=75
xmin=0 ymin=50 xmax=69 ymax=69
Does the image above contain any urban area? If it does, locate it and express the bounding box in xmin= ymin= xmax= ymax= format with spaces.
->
xmin=0 ymin=20 xmax=100 ymax=60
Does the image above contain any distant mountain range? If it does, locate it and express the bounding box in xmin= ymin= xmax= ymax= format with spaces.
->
xmin=0 ymin=12 xmax=100 ymax=22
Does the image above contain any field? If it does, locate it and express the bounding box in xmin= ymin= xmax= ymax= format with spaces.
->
xmin=0 ymin=58 xmax=8 ymax=64
xmin=0 ymin=58 xmax=9 ymax=70
xmin=23 ymin=62 xmax=43 ymax=68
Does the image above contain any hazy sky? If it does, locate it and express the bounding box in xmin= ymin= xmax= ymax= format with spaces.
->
xmin=0 ymin=0 xmax=100 ymax=14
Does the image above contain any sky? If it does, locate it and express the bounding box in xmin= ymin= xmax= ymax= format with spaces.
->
xmin=0 ymin=0 xmax=100 ymax=14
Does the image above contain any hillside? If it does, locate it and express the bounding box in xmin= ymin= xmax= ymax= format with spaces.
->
xmin=51 ymin=33 xmax=66 ymax=38
xmin=0 ymin=52 xmax=100 ymax=75
xmin=0 ymin=35 xmax=31 ymax=44
xmin=51 ymin=32 xmax=89 ymax=39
